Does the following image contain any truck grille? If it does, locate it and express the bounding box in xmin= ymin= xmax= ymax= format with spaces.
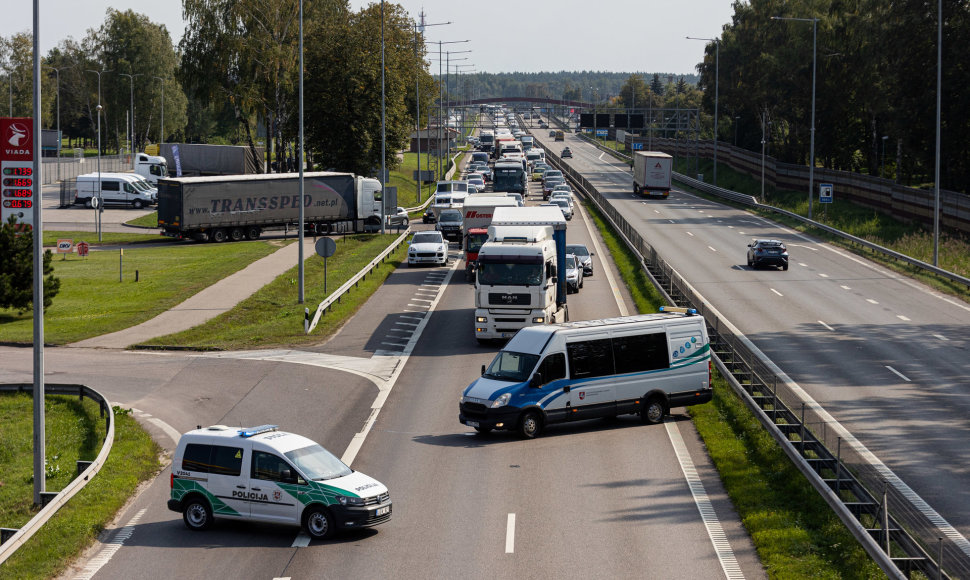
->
xmin=489 ymin=293 xmax=530 ymax=306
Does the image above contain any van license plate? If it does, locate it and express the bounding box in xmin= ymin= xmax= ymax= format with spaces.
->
xmin=467 ymin=421 xmax=479 ymax=428
xmin=502 ymin=333 xmax=514 ymax=338
xmin=376 ymin=506 xmax=390 ymax=516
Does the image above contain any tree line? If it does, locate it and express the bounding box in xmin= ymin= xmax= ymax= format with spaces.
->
xmin=1 ymin=0 xmax=437 ymax=176
xmin=685 ymin=0 xmax=970 ymax=192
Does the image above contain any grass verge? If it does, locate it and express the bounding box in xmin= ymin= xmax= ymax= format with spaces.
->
xmin=0 ymin=394 xmax=161 ymax=579
xmin=583 ymin=192 xmax=884 ymax=577
xmin=41 ymin=230 xmax=167 ymax=247
xmin=0 ymin=241 xmax=282 ymax=345
xmin=125 ymin=212 xmax=159 ymax=229
xmin=142 ymin=233 xmax=407 ymax=350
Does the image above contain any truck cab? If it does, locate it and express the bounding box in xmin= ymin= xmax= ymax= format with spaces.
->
xmin=135 ymin=152 xmax=169 ymax=184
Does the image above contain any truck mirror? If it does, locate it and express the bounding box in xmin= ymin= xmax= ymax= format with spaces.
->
xmin=529 ymin=373 xmax=543 ymax=388
xmin=481 ymin=364 xmax=486 ymax=376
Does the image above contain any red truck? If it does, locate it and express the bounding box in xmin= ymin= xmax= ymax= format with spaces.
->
xmin=462 ymin=195 xmax=519 ymax=281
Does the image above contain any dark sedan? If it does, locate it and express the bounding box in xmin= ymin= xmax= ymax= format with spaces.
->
xmin=746 ymin=239 xmax=789 ymax=270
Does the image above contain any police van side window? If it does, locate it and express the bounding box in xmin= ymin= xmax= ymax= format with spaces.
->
xmin=613 ymin=333 xmax=670 ymax=374
xmin=538 ymin=353 xmax=566 ymax=384
xmin=182 ymin=443 xmax=243 ymax=476
xmin=567 ymin=339 xmax=614 ymax=379
xmin=252 ymin=451 xmax=299 ymax=483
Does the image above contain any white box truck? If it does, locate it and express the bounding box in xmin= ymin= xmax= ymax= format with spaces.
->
xmin=633 ymin=151 xmax=673 ymax=198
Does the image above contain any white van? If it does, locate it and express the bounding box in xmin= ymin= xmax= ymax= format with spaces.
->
xmin=135 ymin=152 xmax=169 ymax=185
xmin=74 ymin=173 xmax=156 ymax=209
xmin=168 ymin=424 xmax=391 ymax=539
xmin=459 ymin=309 xmax=712 ymax=438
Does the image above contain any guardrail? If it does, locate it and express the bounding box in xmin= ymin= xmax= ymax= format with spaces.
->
xmin=544 ymin=143 xmax=967 ymax=578
xmin=577 ymin=134 xmax=970 ymax=292
xmin=0 ymin=383 xmax=115 ymax=564
xmin=306 ymin=229 xmax=411 ymax=334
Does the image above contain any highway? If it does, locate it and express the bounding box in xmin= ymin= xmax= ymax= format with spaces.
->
xmin=530 ymin=126 xmax=970 ymax=547
xmin=2 ymin=167 xmax=766 ymax=578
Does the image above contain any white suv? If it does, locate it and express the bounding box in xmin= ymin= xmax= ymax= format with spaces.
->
xmin=168 ymin=425 xmax=391 ymax=540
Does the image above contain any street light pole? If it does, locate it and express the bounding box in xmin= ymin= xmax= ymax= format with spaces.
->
xmin=86 ymin=69 xmax=110 ymax=242
xmin=414 ymin=20 xmax=451 ymax=205
xmin=687 ymin=36 xmax=720 ymax=186
xmin=772 ymin=16 xmax=819 ymax=219
xmin=381 ymin=0 xmax=386 ymax=235
xmin=880 ymin=135 xmax=889 ymax=178
xmin=43 ymin=65 xmax=64 ymax=181
xmin=298 ymin=0 xmax=305 ymax=303
xmin=152 ymin=76 xmax=166 ymax=146
xmin=933 ymin=0 xmax=942 ymax=266
xmin=119 ymin=72 xmax=142 ymax=169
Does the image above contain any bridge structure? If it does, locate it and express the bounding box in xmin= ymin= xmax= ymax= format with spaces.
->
xmin=442 ymin=96 xmax=594 ymax=109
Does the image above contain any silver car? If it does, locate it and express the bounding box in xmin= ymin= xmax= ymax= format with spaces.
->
xmin=565 ymin=254 xmax=583 ymax=293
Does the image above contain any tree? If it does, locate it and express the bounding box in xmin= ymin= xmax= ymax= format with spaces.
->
xmin=618 ymin=74 xmax=649 ymax=110
xmin=650 ymin=73 xmax=665 ymax=96
xmin=0 ymin=216 xmax=60 ymax=313
xmin=2 ymin=31 xmax=56 ymax=127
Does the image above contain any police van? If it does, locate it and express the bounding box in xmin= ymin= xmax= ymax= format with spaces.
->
xmin=459 ymin=309 xmax=712 ymax=438
xmin=168 ymin=425 xmax=391 ymax=539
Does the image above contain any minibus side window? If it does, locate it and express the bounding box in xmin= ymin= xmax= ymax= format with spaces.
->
xmin=613 ymin=333 xmax=669 ymax=374
xmin=103 ymin=181 xmax=120 ymax=191
xmin=567 ymin=339 xmax=614 ymax=379
xmin=537 ymin=353 xmax=566 ymax=384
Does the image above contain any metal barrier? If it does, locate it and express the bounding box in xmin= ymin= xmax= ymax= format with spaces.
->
xmin=0 ymin=384 xmax=115 ymax=564
xmin=543 ymin=143 xmax=969 ymax=578
xmin=306 ymin=229 xmax=411 ymax=333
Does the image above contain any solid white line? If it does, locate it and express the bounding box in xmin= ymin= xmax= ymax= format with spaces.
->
xmin=665 ymin=421 xmax=745 ymax=579
xmin=818 ymin=321 xmax=835 ymax=331
xmin=574 ymin=198 xmax=628 ymax=316
xmin=146 ymin=417 xmax=182 ymax=445
xmin=886 ymin=366 xmax=911 ymax=382
xmin=770 ymin=288 xmax=783 ymax=297
xmin=505 ymin=513 xmax=516 ymax=554
xmin=73 ymin=508 xmax=146 ymax=580
xmin=897 ymin=315 xmax=911 ymax=321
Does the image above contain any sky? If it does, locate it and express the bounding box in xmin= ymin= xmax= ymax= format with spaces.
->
xmin=3 ymin=0 xmax=735 ymax=75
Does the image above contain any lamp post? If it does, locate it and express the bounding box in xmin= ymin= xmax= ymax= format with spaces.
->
xmin=298 ymin=0 xmax=305 ymax=302
xmin=688 ymin=36 xmax=720 ymax=185
xmin=43 ymin=65 xmax=65 ymax=181
xmin=119 ymin=72 xmax=142 ymax=169
xmin=880 ymin=135 xmax=889 ymax=179
xmin=414 ymin=20 xmax=451 ymax=204
xmin=444 ymin=50 xmax=471 ymax=159
xmin=381 ymin=0 xmax=386 ymax=235
xmin=772 ymin=15 xmax=819 ymax=219
xmin=428 ymin=39 xmax=468 ymax=177
xmin=734 ymin=115 xmax=740 ymax=146
xmin=152 ymin=76 xmax=166 ymax=146
xmin=86 ymin=69 xmax=110 ymax=242
xmin=933 ymin=0 xmax=942 ymax=266
xmin=760 ymin=110 xmax=771 ymax=202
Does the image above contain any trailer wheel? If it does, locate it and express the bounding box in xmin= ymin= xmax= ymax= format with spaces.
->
xmin=211 ymin=229 xmax=228 ymax=243
xmin=229 ymin=228 xmax=244 ymax=242
xmin=245 ymin=227 xmax=261 ymax=240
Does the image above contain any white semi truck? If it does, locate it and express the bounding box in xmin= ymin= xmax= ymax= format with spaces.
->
xmin=473 ymin=206 xmax=568 ymax=343
xmin=632 ymin=151 xmax=673 ymax=198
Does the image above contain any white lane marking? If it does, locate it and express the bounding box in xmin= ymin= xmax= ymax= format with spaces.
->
xmin=394 ymin=321 xmax=419 ymax=327
xmin=381 ymin=342 xmax=406 ymax=347
xmin=340 ymin=257 xmax=460 ymax=467
xmin=400 ymin=314 xmax=424 ymax=320
xmin=798 ymin=263 xmax=809 ymax=267
xmin=404 ymin=309 xmax=426 ymax=313
xmin=598 ymin=152 xmax=605 ymax=160
xmin=819 ymin=321 xmax=835 ymax=331
xmin=686 ymin=231 xmax=694 ymax=237
xmin=841 ymin=285 xmax=852 ymax=290
xmin=505 ymin=513 xmax=516 ymax=554
xmin=574 ymin=198 xmax=628 ymax=316
xmin=665 ymin=421 xmax=745 ymax=579
xmin=146 ymin=417 xmax=182 ymax=444
xmin=273 ymin=577 xmax=292 ymax=580
xmin=708 ymin=246 xmax=717 ymax=253
xmin=668 ymin=219 xmax=676 ymax=224
xmin=818 ymin=273 xmax=829 ymax=278
xmin=406 ymin=304 xmax=430 ymax=309
xmin=291 ymin=533 xmax=311 ymax=548
xmin=886 ymin=366 xmax=911 ymax=382
xmin=897 ymin=315 xmax=911 ymax=321
xmin=770 ymin=288 xmax=783 ymax=297
xmin=655 ymin=210 xmax=661 ymax=214
xmin=409 ymin=298 xmax=434 ymax=303
xmin=934 ymin=334 xmax=949 ymax=341
xmin=73 ymin=508 xmax=146 ymax=580
xmin=866 ymin=298 xmax=879 ymax=305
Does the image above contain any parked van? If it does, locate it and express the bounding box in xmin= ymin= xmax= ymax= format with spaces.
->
xmin=168 ymin=424 xmax=391 ymax=539
xmin=458 ymin=309 xmax=712 ymax=438
xmin=135 ymin=152 xmax=169 ymax=185
xmin=74 ymin=172 xmax=157 ymax=209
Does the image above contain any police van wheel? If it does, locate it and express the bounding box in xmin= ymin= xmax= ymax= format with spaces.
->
xmin=641 ymin=397 xmax=666 ymax=425
xmin=519 ymin=411 xmax=542 ymax=439
xmin=303 ymin=505 xmax=335 ymax=540
xmin=182 ymin=497 xmax=213 ymax=531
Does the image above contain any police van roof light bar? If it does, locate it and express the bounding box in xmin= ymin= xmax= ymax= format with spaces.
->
xmin=239 ymin=425 xmax=279 ymax=438
xmin=659 ymin=306 xmax=697 ymax=316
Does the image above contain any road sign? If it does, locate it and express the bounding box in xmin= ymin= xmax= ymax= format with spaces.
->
xmin=56 ymin=239 xmax=73 ymax=254
xmin=76 ymin=241 xmax=90 ymax=257
xmin=315 ymin=237 xmax=337 ymax=258
xmin=819 ymin=183 xmax=834 ymax=203
xmin=595 ymin=129 xmax=608 ymax=137
xmin=1 ymin=117 xmax=35 ymax=228
xmin=632 ymin=142 xmax=644 ymax=151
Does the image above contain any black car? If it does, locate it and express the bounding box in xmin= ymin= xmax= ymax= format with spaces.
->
xmin=747 ymin=239 xmax=789 ymax=270
xmin=423 ymin=207 xmax=437 ymax=224
xmin=437 ymin=209 xmax=464 ymax=243
xmin=561 ymin=147 xmax=572 ymax=158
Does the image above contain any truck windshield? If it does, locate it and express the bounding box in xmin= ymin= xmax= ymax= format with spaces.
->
xmin=478 ymin=262 xmax=543 ymax=286
xmin=466 ymin=232 xmax=488 ymax=253
xmin=285 ymin=444 xmax=352 ymax=481
xmin=483 ymin=350 xmax=540 ymax=383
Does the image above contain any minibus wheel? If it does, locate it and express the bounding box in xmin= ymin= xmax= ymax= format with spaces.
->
xmin=519 ymin=411 xmax=542 ymax=439
xmin=641 ymin=397 xmax=666 ymax=425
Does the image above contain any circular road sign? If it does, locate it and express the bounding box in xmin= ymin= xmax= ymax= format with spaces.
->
xmin=315 ymin=237 xmax=337 ymax=258
xmin=76 ymin=241 xmax=90 ymax=257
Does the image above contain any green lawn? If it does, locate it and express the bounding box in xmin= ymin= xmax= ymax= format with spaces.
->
xmin=0 ymin=395 xmax=160 ymax=579
xmin=143 ymin=233 xmax=407 ymax=350
xmin=0 ymin=240 xmax=282 ymax=344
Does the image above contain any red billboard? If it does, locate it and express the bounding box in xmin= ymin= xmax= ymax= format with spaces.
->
xmin=1 ymin=117 xmax=36 ymax=228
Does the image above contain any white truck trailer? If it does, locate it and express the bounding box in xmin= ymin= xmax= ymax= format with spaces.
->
xmin=633 ymin=151 xmax=673 ymax=198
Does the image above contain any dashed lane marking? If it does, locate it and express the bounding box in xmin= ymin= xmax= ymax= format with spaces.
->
xmin=771 ymin=288 xmax=783 ymax=297
xmin=73 ymin=509 xmax=146 ymax=580
xmin=819 ymin=321 xmax=835 ymax=331
xmin=886 ymin=366 xmax=911 ymax=382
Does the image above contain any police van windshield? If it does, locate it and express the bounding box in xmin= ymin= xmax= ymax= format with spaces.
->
xmin=484 ymin=350 xmax=540 ymax=383
xmin=285 ymin=444 xmax=352 ymax=481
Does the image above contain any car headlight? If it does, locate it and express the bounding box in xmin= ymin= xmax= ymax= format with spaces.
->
xmin=336 ymin=495 xmax=366 ymax=506
xmin=476 ymin=316 xmax=487 ymax=323
xmin=532 ymin=316 xmax=544 ymax=323
xmin=490 ymin=393 xmax=511 ymax=408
